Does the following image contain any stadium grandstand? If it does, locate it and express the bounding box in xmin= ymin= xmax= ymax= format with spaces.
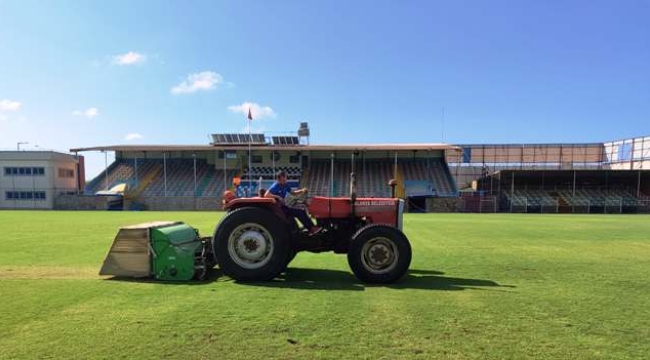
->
xmin=448 ymin=135 xmax=650 ymax=213
xmin=59 ymin=125 xmax=650 ymax=213
xmin=70 ymin=142 xmax=457 ymax=211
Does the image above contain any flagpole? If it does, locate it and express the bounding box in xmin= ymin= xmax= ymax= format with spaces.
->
xmin=248 ymin=109 xmax=252 ymax=197
xmin=248 ymin=121 xmax=251 ymax=197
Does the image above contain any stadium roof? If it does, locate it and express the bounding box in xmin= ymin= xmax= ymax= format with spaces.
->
xmin=70 ymin=143 xmax=460 ymax=152
xmin=0 ymin=150 xmax=79 ymax=161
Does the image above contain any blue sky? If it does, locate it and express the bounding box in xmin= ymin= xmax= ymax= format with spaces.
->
xmin=1 ymin=0 xmax=648 ymax=178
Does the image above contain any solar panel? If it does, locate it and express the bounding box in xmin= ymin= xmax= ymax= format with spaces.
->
xmin=211 ymin=134 xmax=266 ymax=145
xmin=272 ymin=136 xmax=299 ymax=145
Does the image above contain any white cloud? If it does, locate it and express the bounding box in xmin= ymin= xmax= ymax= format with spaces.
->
xmin=112 ymin=51 xmax=146 ymax=65
xmin=228 ymin=102 xmax=277 ymax=120
xmin=124 ymin=133 xmax=143 ymax=141
xmin=0 ymin=99 xmax=22 ymax=112
xmin=73 ymin=107 xmax=100 ymax=118
xmin=171 ymin=71 xmax=223 ymax=94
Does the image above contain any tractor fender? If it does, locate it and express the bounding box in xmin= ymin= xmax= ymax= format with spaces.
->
xmin=224 ymin=198 xmax=287 ymax=221
xmin=224 ymin=196 xmax=276 ymax=210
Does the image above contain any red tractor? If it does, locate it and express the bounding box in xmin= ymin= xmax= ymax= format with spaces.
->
xmin=213 ymin=177 xmax=412 ymax=283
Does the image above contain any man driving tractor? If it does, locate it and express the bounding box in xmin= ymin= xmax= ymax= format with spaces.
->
xmin=265 ymin=170 xmax=322 ymax=235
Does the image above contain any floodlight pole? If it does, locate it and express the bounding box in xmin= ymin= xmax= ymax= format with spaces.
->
xmin=17 ymin=142 xmax=28 ymax=151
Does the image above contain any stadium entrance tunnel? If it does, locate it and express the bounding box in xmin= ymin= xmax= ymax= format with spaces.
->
xmin=407 ymin=196 xmax=428 ymax=213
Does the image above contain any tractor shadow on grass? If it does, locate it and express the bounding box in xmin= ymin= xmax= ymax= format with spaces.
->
xmin=241 ymin=268 xmax=515 ymax=291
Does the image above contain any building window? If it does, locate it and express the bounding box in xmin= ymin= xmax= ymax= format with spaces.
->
xmin=5 ymin=191 xmax=46 ymax=200
xmin=289 ymin=155 xmax=300 ymax=163
xmin=219 ymin=151 xmax=237 ymax=159
xmin=252 ymin=155 xmax=263 ymax=163
xmin=3 ymin=167 xmax=45 ymax=176
xmin=58 ymin=168 xmax=74 ymax=178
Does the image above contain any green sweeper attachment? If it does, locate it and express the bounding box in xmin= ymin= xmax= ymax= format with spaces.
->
xmin=99 ymin=221 xmax=214 ymax=281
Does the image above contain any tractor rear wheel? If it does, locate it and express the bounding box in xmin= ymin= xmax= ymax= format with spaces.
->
xmin=347 ymin=224 xmax=412 ymax=284
xmin=213 ymin=207 xmax=290 ymax=281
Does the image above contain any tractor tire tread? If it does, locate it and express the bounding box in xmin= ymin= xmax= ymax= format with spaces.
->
xmin=347 ymin=224 xmax=412 ymax=284
xmin=213 ymin=207 xmax=290 ymax=281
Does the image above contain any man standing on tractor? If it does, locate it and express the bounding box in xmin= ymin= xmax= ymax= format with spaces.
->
xmin=265 ymin=170 xmax=322 ymax=235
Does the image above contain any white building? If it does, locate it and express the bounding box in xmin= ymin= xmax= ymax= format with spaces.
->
xmin=0 ymin=151 xmax=83 ymax=209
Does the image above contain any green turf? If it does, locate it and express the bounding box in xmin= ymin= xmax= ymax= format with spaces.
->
xmin=1 ymin=211 xmax=649 ymax=359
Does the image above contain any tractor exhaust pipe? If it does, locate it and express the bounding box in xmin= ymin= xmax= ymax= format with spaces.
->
xmin=389 ymin=179 xmax=397 ymax=198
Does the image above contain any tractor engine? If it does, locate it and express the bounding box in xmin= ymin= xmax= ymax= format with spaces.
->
xmin=308 ymin=197 xmax=405 ymax=231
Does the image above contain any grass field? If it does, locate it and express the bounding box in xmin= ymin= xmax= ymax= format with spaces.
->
xmin=1 ymin=211 xmax=649 ymax=359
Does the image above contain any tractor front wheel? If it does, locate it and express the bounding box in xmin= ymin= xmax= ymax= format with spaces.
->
xmin=213 ymin=207 xmax=290 ymax=281
xmin=347 ymin=224 xmax=412 ymax=284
